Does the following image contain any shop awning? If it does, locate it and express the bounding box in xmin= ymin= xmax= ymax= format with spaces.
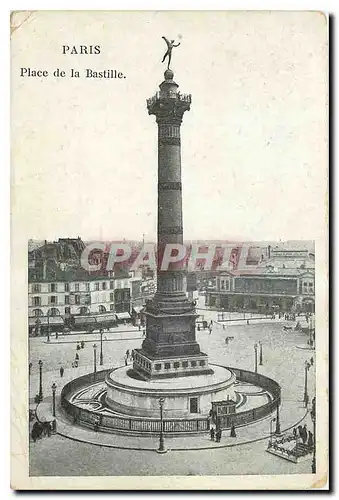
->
xmin=116 ymin=312 xmax=131 ymax=320
xmin=29 ymin=317 xmax=64 ymax=325
xmin=74 ymin=316 xmax=97 ymax=325
xmin=96 ymin=314 xmax=117 ymax=323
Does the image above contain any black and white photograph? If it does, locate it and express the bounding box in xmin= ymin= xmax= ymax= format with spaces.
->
xmin=10 ymin=10 xmax=328 ymax=490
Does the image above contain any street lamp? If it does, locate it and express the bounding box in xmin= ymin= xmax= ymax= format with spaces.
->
xmin=99 ymin=329 xmax=104 ymax=366
xmin=93 ymin=344 xmax=97 ymax=376
xmin=38 ymin=360 xmax=43 ymax=402
xmin=309 ymin=315 xmax=315 ymax=349
xmin=310 ymin=396 xmax=316 ymax=473
xmin=157 ymin=397 xmax=167 ymax=453
xmin=275 ymin=403 xmax=281 ymax=435
xmin=259 ymin=341 xmax=263 ymax=366
xmin=47 ymin=312 xmax=50 ymax=343
xmin=304 ymin=360 xmax=311 ymax=407
xmin=51 ymin=382 xmax=57 ymax=417
xmin=269 ymin=417 xmax=276 ymax=446
xmin=254 ymin=343 xmax=258 ymax=373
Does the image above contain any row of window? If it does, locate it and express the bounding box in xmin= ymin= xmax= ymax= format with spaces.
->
xmin=32 ymin=304 xmax=114 ymax=316
xmin=220 ymin=280 xmax=231 ymax=291
xmin=32 ymin=293 xmax=116 ymax=307
xmin=302 ymin=281 xmax=314 ymax=291
xmin=31 ymin=280 xmax=129 ymax=293
xmin=220 ymin=279 xmax=314 ymax=294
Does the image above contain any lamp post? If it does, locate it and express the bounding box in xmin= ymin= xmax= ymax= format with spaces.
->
xmin=157 ymin=397 xmax=167 ymax=453
xmin=311 ymin=396 xmax=316 ymax=473
xmin=38 ymin=360 xmax=43 ymax=402
xmin=99 ymin=329 xmax=104 ymax=366
xmin=47 ymin=312 xmax=50 ymax=342
xmin=93 ymin=344 xmax=97 ymax=376
xmin=269 ymin=417 xmax=276 ymax=446
xmin=304 ymin=360 xmax=311 ymax=407
xmin=259 ymin=341 xmax=263 ymax=366
xmin=309 ymin=315 xmax=315 ymax=349
xmin=51 ymin=382 xmax=57 ymax=417
xmin=275 ymin=403 xmax=281 ymax=435
xmin=254 ymin=343 xmax=258 ymax=373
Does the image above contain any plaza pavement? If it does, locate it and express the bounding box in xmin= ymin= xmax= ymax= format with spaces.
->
xmin=29 ymin=309 xmax=316 ymax=475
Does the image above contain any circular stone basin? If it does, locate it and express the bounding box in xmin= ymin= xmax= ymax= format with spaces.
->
xmin=105 ymin=364 xmax=237 ymax=419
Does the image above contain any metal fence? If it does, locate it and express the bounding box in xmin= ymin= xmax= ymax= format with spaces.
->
xmin=60 ymin=367 xmax=281 ymax=434
xmin=216 ymin=366 xmax=281 ymax=429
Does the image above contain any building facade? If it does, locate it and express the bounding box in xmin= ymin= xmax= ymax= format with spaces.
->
xmin=28 ymin=238 xmax=153 ymax=335
xmin=28 ymin=276 xmax=134 ymax=334
xmin=205 ymin=248 xmax=315 ymax=314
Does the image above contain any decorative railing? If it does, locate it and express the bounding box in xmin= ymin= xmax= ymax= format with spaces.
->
xmin=60 ymin=369 xmax=209 ymax=435
xmin=146 ymin=92 xmax=192 ymax=108
xmin=60 ymin=367 xmax=281 ymax=434
xmin=215 ymin=367 xmax=281 ymax=430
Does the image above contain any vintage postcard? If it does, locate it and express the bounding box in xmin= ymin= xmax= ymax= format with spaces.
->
xmin=11 ymin=10 xmax=328 ymax=490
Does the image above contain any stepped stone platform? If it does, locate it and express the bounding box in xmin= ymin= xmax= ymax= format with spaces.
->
xmin=105 ymin=364 xmax=236 ymax=419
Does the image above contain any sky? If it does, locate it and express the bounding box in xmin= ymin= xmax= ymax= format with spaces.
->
xmin=12 ymin=11 xmax=327 ymax=243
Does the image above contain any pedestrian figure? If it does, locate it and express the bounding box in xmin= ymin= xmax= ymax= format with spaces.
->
xmin=43 ymin=421 xmax=51 ymax=437
xmin=55 ymin=331 xmax=59 ymax=340
xmin=307 ymin=431 xmax=314 ymax=448
xmin=216 ymin=428 xmax=222 ymax=442
xmin=197 ymin=324 xmax=201 ymax=332
xmin=81 ymin=341 xmax=85 ymax=349
xmin=143 ymin=330 xmax=146 ymax=337
xmin=74 ymin=360 xmax=78 ymax=368
xmin=301 ymin=424 xmax=308 ymax=444
xmin=293 ymin=427 xmax=297 ymax=439
xmin=126 ymin=349 xmax=130 ymax=358
xmin=230 ymin=424 xmax=236 ymax=438
xmin=210 ymin=427 xmax=215 ymax=441
xmin=94 ymin=417 xmax=99 ymax=432
xmin=124 ymin=356 xmax=128 ymax=366
xmin=247 ymin=319 xmax=250 ymax=325
xmin=31 ymin=422 xmax=43 ymax=442
xmin=225 ymin=337 xmax=229 ymax=345
xmin=298 ymin=425 xmax=303 ymax=440
xmin=75 ymin=352 xmax=79 ymax=361
xmin=60 ymin=366 xmax=64 ymax=378
xmin=138 ymin=324 xmax=141 ymax=331
xmin=223 ymin=324 xmax=225 ymax=330
xmin=76 ymin=343 xmax=81 ymax=350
